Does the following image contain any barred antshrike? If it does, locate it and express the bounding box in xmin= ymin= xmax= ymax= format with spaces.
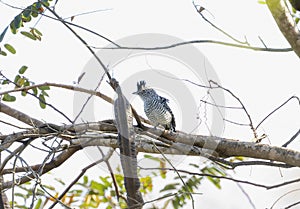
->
xmin=133 ymin=81 xmax=176 ymax=132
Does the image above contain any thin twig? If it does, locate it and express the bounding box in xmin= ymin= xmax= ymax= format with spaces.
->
xmin=0 ymin=120 xmax=28 ymax=130
xmin=192 ymin=1 xmax=248 ymax=45
xmin=200 ymin=99 xmax=243 ymax=109
xmin=73 ymin=69 xmax=107 ymax=123
xmin=256 ymin=96 xmax=300 ymax=130
xmin=0 ymin=139 xmax=34 ymax=172
xmin=0 ymin=0 xmax=293 ymax=53
xmin=40 ymin=2 xmax=111 ymax=81
xmin=152 ymin=143 xmax=195 ymax=209
xmin=48 ymin=149 xmax=114 ymax=208
xmin=97 ymin=147 xmax=121 ymax=200
xmin=97 ymin=40 xmax=292 ymax=52
xmin=223 ymin=118 xmax=251 ymax=126
xmin=285 ymin=200 xmax=300 ymax=209
xmin=140 ymin=166 xmax=300 ymax=189
xmin=258 ymin=36 xmax=268 ymax=49
xmin=39 ymin=184 xmax=72 ymax=209
xmin=282 ymin=129 xmax=300 ymax=147
xmin=63 ymin=8 xmax=113 ymax=20
xmin=209 ymin=80 xmax=258 ymax=138
xmin=0 ymin=82 xmax=149 ymax=126
xmin=270 ymin=188 xmax=300 ymax=209
xmin=0 ymin=1 xmax=120 ymax=48
xmin=0 ymin=73 xmax=72 ymax=124
xmin=0 ymin=102 xmax=43 ymax=127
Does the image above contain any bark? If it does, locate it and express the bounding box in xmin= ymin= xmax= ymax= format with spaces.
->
xmin=0 ymin=102 xmax=43 ymax=127
xmin=267 ymin=0 xmax=300 ymax=58
xmin=112 ymin=79 xmax=143 ymax=209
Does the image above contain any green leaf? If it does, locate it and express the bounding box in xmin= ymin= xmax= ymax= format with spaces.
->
xmin=38 ymin=85 xmax=50 ymax=90
xmin=24 ymin=80 xmax=30 ymax=87
xmin=34 ymin=2 xmax=42 ymax=9
xmin=15 ymin=206 xmax=28 ymax=209
xmin=172 ymin=197 xmax=180 ymax=209
xmin=43 ymin=184 xmax=55 ymax=191
xmin=39 ymin=94 xmax=46 ymax=109
xmin=19 ymin=65 xmax=28 ymax=74
xmin=206 ymin=176 xmax=221 ymax=189
xmin=22 ymin=15 xmax=32 ymax=23
xmin=110 ymin=190 xmax=116 ymax=197
xmin=14 ymin=192 xmax=28 ymax=199
xmin=143 ymin=154 xmax=161 ymax=162
xmin=15 ymin=205 xmax=29 ymax=209
xmin=14 ymin=75 xmax=21 ymax=84
xmin=41 ymin=0 xmax=50 ymax=7
xmin=160 ymin=183 xmax=178 ymax=192
xmin=83 ymin=176 xmax=89 ymax=185
xmin=34 ymin=198 xmax=42 ymax=209
xmin=31 ymin=6 xmax=39 ymax=18
xmin=90 ymin=180 xmax=105 ymax=195
xmin=189 ymin=163 xmax=199 ymax=168
xmin=2 ymin=93 xmax=16 ymax=102
xmin=20 ymin=31 xmax=37 ymax=40
xmin=69 ymin=189 xmax=83 ymax=196
xmin=22 ymin=7 xmax=32 ymax=18
xmin=2 ymin=80 xmax=9 ymax=84
xmin=0 ymin=50 xmax=7 ymax=56
xmin=14 ymin=14 xmax=23 ymax=29
xmin=41 ymin=90 xmax=48 ymax=98
xmin=0 ymin=26 xmax=8 ymax=42
xmin=30 ymin=28 xmax=42 ymax=41
xmin=114 ymin=174 xmax=124 ymax=188
xmin=54 ymin=178 xmax=66 ymax=186
xmin=100 ymin=176 xmax=111 ymax=188
xmin=21 ymin=91 xmax=27 ymax=96
xmin=31 ymin=27 xmax=43 ymax=36
xmin=4 ymin=43 xmax=16 ymax=54
xmin=32 ymin=87 xmax=38 ymax=95
xmin=36 ymin=188 xmax=45 ymax=195
xmin=258 ymin=0 xmax=266 ymax=4
xmin=10 ymin=22 xmax=17 ymax=34
xmin=17 ymin=77 xmax=25 ymax=86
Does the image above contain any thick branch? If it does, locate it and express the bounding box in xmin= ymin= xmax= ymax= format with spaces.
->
xmin=0 ymin=102 xmax=43 ymax=127
xmin=170 ymin=131 xmax=300 ymax=167
xmin=3 ymin=121 xmax=300 ymax=168
xmin=2 ymin=146 xmax=81 ymax=189
xmin=1 ymin=120 xmax=300 ymax=192
xmin=0 ymin=82 xmax=150 ymax=126
xmin=266 ymin=0 xmax=300 ymax=57
xmin=113 ymin=79 xmax=143 ymax=209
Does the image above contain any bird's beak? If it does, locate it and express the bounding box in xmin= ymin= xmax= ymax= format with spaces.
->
xmin=132 ymin=91 xmax=137 ymax=95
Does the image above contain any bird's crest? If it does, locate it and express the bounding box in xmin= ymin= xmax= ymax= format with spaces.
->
xmin=136 ymin=80 xmax=147 ymax=92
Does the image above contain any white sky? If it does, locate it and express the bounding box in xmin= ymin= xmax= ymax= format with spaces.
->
xmin=0 ymin=0 xmax=300 ymax=208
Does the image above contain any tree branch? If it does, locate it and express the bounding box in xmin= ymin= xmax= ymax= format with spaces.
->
xmin=0 ymin=102 xmax=43 ymax=127
xmin=1 ymin=146 xmax=81 ymax=189
xmin=266 ymin=0 xmax=300 ymax=58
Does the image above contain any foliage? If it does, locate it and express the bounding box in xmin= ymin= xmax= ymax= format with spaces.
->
xmin=0 ymin=1 xmax=52 ymax=108
xmin=11 ymin=157 xmax=227 ymax=209
xmin=0 ymin=66 xmax=50 ymax=108
xmin=0 ymin=0 xmax=47 ymax=56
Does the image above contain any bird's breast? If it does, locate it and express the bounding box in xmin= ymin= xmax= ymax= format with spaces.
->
xmin=144 ymin=100 xmax=172 ymax=125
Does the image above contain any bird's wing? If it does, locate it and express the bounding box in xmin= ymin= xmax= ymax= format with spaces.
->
xmin=159 ymin=96 xmax=176 ymax=131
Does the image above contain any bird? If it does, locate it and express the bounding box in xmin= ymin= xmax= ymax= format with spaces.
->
xmin=133 ymin=80 xmax=176 ymax=132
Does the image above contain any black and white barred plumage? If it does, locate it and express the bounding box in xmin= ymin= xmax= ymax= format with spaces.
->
xmin=133 ymin=81 xmax=176 ymax=132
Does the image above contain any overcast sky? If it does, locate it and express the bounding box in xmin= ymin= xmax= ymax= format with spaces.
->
xmin=1 ymin=0 xmax=300 ymax=208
